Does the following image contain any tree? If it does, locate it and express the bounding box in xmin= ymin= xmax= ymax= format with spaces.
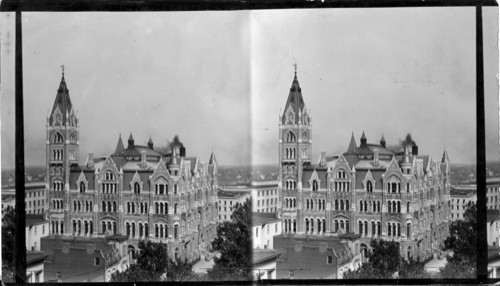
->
xmin=207 ymin=199 xmax=252 ymax=281
xmin=343 ymin=239 xmax=429 ymax=279
xmin=2 ymin=206 xmax=15 ymax=283
xmin=110 ymin=240 xmax=195 ymax=282
xmin=440 ymin=202 xmax=476 ymax=278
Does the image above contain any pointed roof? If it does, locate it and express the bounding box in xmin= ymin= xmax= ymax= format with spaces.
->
xmin=360 ymin=131 xmax=367 ymax=146
xmin=128 ymin=133 xmax=134 ymax=148
xmin=148 ymin=136 xmax=154 ymax=149
xmin=402 ymin=146 xmax=411 ymax=164
xmin=209 ymin=150 xmax=217 ymax=165
xmin=442 ymin=149 xmax=449 ymax=163
xmin=282 ymin=71 xmax=306 ymax=124
xmin=115 ymin=134 xmax=125 ymax=154
xmin=380 ymin=134 xmax=386 ymax=146
xmin=49 ymin=72 xmax=73 ymax=125
xmin=347 ymin=132 xmax=357 ymax=153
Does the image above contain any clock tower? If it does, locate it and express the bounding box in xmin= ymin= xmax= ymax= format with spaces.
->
xmin=45 ymin=68 xmax=79 ymax=235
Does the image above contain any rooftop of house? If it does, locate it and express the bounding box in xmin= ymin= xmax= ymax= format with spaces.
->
xmin=26 ymin=214 xmax=47 ymax=227
xmin=253 ymin=249 xmax=280 ymax=265
xmin=252 ymin=212 xmax=280 ymax=227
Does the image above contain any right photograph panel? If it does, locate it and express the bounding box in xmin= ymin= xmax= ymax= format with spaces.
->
xmin=250 ymin=7 xmax=498 ymax=280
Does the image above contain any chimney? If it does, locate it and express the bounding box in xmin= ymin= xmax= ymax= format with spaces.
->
xmin=374 ymin=149 xmax=379 ymax=167
xmin=412 ymin=144 xmax=418 ymax=156
xmin=320 ymin=152 xmax=327 ymax=167
xmin=87 ymin=153 xmax=94 ymax=168
xmin=180 ymin=146 xmax=186 ymax=157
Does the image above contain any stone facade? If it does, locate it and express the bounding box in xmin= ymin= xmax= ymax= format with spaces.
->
xmin=45 ymin=73 xmax=218 ymax=262
xmin=277 ymin=71 xmax=451 ymax=261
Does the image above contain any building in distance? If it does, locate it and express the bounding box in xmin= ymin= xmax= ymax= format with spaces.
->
xmin=217 ymin=188 xmax=250 ymax=222
xmin=251 ymin=181 xmax=279 ymax=213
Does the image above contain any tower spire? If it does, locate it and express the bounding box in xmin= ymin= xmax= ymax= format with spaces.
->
xmin=61 ymin=64 xmax=65 ymax=78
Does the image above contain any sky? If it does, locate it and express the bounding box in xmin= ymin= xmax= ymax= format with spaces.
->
xmin=1 ymin=8 xmax=499 ymax=169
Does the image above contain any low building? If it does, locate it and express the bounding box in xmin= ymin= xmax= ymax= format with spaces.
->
xmin=273 ymin=233 xmax=361 ymax=279
xmin=26 ymin=214 xmax=49 ymax=251
xmin=251 ymin=181 xmax=279 ymax=213
xmin=26 ymin=251 xmax=48 ymax=283
xmin=41 ymin=234 xmax=130 ymax=282
xmin=252 ymin=212 xmax=282 ymax=250
xmin=450 ymin=185 xmax=476 ymax=221
xmin=486 ymin=177 xmax=500 ymax=210
xmin=1 ymin=182 xmax=46 ymax=215
xmin=488 ymin=209 xmax=500 ymax=247
xmin=253 ymin=249 xmax=280 ymax=280
xmin=489 ymin=246 xmax=500 ymax=278
xmin=217 ymin=189 xmax=250 ymax=222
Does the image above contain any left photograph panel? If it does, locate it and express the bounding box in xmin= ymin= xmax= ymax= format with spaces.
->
xmin=1 ymin=12 xmax=253 ymax=283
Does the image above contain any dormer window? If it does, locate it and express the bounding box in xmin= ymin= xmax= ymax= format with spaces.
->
xmin=80 ymin=182 xmax=86 ymax=193
xmin=105 ymin=172 xmax=115 ymax=181
xmin=134 ymin=182 xmax=140 ymax=194
xmin=366 ymin=181 xmax=373 ymax=193
xmin=312 ymin=180 xmax=319 ymax=191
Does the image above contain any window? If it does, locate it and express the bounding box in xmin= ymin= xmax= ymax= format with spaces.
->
xmin=367 ymin=181 xmax=373 ymax=192
xmin=134 ymin=182 xmax=140 ymax=194
xmin=94 ymin=257 xmax=100 ymax=266
xmin=312 ymin=180 xmax=319 ymax=191
xmin=327 ymin=256 xmax=333 ymax=264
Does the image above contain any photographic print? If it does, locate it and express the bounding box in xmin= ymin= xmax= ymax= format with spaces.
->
xmin=0 ymin=5 xmax=498 ymax=283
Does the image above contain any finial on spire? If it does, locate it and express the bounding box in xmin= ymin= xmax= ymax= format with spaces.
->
xmin=61 ymin=64 xmax=65 ymax=77
xmin=293 ymin=63 xmax=297 ymax=75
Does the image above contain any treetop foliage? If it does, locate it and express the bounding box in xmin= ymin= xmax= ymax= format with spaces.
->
xmin=208 ymin=199 xmax=252 ymax=281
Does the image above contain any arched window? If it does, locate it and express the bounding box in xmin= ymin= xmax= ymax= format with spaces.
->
xmin=388 ymin=223 xmax=392 ymax=236
xmin=406 ymin=223 xmax=411 ymax=237
xmin=346 ymin=200 xmax=349 ymax=211
xmin=407 ymin=202 xmax=410 ymax=213
xmin=335 ymin=220 xmax=339 ymax=232
xmin=174 ymin=203 xmax=178 ymax=214
xmin=377 ymin=221 xmax=381 ymax=236
xmin=367 ymin=181 xmax=373 ymax=192
xmin=113 ymin=201 xmax=117 ymax=212
xmin=359 ymin=201 xmax=363 ymax=212
xmin=371 ymin=221 xmax=376 ymax=236
xmin=364 ymin=201 xmax=368 ymax=212
xmin=285 ymin=131 xmax=296 ymax=143
xmin=340 ymin=200 xmax=344 ymax=211
xmin=134 ymin=182 xmax=140 ymax=194
xmin=358 ymin=221 xmax=363 ymax=235
xmin=305 ymin=218 xmax=310 ymax=232
xmin=80 ymin=182 xmax=86 ymax=193
xmin=105 ymin=172 xmax=115 ymax=181
xmin=102 ymin=201 xmax=106 ymax=212
xmin=312 ymin=180 xmax=319 ymax=191
xmin=70 ymin=132 xmax=76 ymax=143
xmin=107 ymin=201 xmax=112 ymax=212
xmin=126 ymin=222 xmax=131 ymax=236
xmin=113 ymin=222 xmax=117 ymax=234
xmin=52 ymin=132 xmax=64 ymax=144
xmin=364 ymin=221 xmax=368 ymax=236
xmin=132 ymin=222 xmax=136 ymax=237
xmin=397 ymin=201 xmax=401 ymax=213
xmin=174 ymin=225 xmax=179 ymax=239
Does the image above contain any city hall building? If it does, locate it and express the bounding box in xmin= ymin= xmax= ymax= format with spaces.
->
xmin=277 ymin=70 xmax=451 ymax=261
xmin=44 ymin=72 xmax=219 ymax=262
